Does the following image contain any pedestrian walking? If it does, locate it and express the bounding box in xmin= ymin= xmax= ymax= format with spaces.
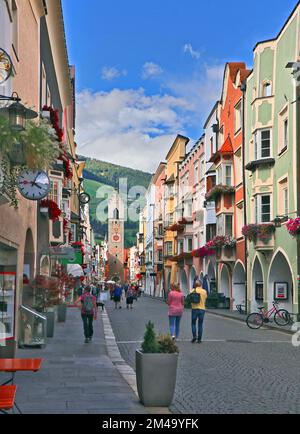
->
xmin=167 ymin=284 xmax=184 ymax=340
xmin=126 ymin=286 xmax=135 ymax=309
xmin=112 ymin=284 xmax=123 ymax=309
xmin=190 ymin=279 xmax=208 ymax=344
xmin=76 ymin=285 xmax=97 ymax=343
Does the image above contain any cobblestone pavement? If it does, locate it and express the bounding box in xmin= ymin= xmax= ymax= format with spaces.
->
xmin=106 ymin=296 xmax=300 ymax=414
xmin=0 ymin=307 xmax=147 ymax=414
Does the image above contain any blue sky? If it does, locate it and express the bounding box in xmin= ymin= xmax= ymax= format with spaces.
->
xmin=62 ymin=0 xmax=299 ymax=172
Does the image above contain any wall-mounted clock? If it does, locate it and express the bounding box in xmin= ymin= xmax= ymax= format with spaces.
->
xmin=79 ymin=192 xmax=91 ymax=204
xmin=17 ymin=169 xmax=51 ymax=201
xmin=0 ymin=48 xmax=12 ymax=85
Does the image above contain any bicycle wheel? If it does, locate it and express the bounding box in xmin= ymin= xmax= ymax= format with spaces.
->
xmin=274 ymin=309 xmax=290 ymax=326
xmin=246 ymin=313 xmax=264 ymax=329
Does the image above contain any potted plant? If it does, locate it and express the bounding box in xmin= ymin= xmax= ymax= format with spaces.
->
xmin=32 ymin=275 xmax=60 ymax=338
xmin=136 ymin=321 xmax=179 ymax=407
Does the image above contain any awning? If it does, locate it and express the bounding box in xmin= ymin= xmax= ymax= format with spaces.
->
xmin=67 ymin=264 xmax=84 ymax=277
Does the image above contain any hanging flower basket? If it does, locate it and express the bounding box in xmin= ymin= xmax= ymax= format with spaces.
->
xmin=286 ymin=218 xmax=300 ymax=237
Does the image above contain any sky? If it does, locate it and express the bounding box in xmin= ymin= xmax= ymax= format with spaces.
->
xmin=62 ymin=0 xmax=299 ymax=173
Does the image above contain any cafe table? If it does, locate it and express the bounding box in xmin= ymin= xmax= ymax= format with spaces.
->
xmin=0 ymin=358 xmax=43 ymax=413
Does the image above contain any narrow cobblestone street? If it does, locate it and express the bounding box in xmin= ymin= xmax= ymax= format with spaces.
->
xmin=106 ymin=296 xmax=300 ymax=414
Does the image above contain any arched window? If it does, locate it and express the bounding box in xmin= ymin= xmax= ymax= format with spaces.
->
xmin=113 ymin=208 xmax=119 ymax=220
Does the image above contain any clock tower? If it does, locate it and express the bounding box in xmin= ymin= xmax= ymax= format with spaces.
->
xmin=107 ymin=192 xmax=125 ymax=284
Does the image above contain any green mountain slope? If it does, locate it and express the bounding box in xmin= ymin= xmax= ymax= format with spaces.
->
xmin=82 ymin=157 xmax=152 ymax=248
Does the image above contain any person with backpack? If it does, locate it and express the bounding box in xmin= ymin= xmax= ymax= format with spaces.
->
xmin=189 ymin=279 xmax=208 ymax=344
xmin=112 ymin=284 xmax=123 ymax=309
xmin=77 ymin=285 xmax=97 ymax=343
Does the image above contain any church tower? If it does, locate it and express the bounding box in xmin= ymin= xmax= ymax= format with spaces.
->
xmin=107 ymin=191 xmax=125 ymax=284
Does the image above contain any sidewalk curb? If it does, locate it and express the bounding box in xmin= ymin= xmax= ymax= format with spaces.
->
xmin=101 ymin=308 xmax=172 ymax=415
xmin=207 ymin=310 xmax=295 ymax=336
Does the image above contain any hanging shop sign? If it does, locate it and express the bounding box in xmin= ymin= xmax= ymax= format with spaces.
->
xmin=49 ymin=246 xmax=76 ymax=261
xmin=60 ymin=251 xmax=83 ymax=266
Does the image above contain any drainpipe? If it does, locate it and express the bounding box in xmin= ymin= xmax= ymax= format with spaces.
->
xmin=241 ymin=80 xmax=248 ymax=315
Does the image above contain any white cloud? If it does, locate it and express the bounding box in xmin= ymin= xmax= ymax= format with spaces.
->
xmin=142 ymin=62 xmax=163 ymax=79
xmin=76 ymin=88 xmax=192 ymax=172
xmin=183 ymin=43 xmax=201 ymax=60
xmin=165 ymin=64 xmax=224 ymax=127
xmin=76 ymin=63 xmax=225 ymax=172
xmin=101 ymin=66 xmax=127 ymax=81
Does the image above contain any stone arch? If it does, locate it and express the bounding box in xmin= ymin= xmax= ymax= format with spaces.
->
xmin=232 ymin=261 xmax=246 ymax=310
xmin=220 ymin=264 xmax=230 ymax=298
xmin=251 ymin=255 xmax=264 ymax=311
xmin=180 ymin=268 xmax=188 ymax=295
xmin=267 ymin=250 xmax=294 ymax=312
xmin=40 ymin=255 xmax=50 ymax=276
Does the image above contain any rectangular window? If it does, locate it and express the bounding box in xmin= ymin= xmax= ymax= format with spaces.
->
xmin=165 ymin=242 xmax=173 ymax=257
xmin=283 ymin=188 xmax=288 ymax=216
xmin=225 ymin=215 xmax=233 ymax=237
xmin=217 ymin=166 xmax=222 ymax=185
xmin=177 ymin=240 xmax=184 ymax=255
xmin=217 ymin=215 xmax=224 ymax=236
xmin=210 ymin=137 xmax=214 ymax=157
xmin=49 ymin=180 xmax=61 ymax=208
xmin=235 ymin=100 xmax=242 ymax=134
xmin=225 ymin=165 xmax=232 ymax=186
xmin=194 ymin=162 xmax=199 ymax=185
xmin=254 ymin=129 xmax=271 ymax=160
xmin=200 ymin=158 xmax=205 ymax=180
xmin=255 ymin=195 xmax=271 ymax=223
xmin=262 ymin=82 xmax=272 ymax=97
xmin=284 ymin=119 xmax=288 ymax=150
xmin=187 ymin=238 xmax=193 ymax=252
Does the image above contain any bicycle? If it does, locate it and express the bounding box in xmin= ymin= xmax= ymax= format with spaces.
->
xmin=246 ymin=301 xmax=291 ymax=329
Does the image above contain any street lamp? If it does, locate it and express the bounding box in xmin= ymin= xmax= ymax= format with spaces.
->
xmin=0 ymin=92 xmax=38 ymax=131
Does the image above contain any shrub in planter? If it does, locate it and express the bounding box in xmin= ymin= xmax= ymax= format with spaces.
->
xmin=136 ymin=322 xmax=179 ymax=407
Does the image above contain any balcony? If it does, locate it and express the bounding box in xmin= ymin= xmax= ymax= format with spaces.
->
xmin=216 ymin=246 xmax=236 ymax=263
xmin=254 ymin=234 xmax=275 ymax=251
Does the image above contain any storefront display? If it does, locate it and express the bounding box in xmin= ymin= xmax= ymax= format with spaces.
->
xmin=19 ymin=305 xmax=46 ymax=348
xmin=0 ymin=272 xmax=16 ymax=341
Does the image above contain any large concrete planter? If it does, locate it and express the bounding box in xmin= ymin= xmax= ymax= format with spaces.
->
xmin=57 ymin=303 xmax=67 ymax=323
xmin=46 ymin=311 xmax=55 ymax=338
xmin=135 ymin=350 xmax=178 ymax=407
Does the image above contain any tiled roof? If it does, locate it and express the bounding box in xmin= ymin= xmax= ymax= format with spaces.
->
xmin=219 ymin=136 xmax=233 ymax=154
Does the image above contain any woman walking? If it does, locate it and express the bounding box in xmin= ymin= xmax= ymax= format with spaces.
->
xmin=126 ymin=285 xmax=135 ymax=309
xmin=167 ymin=284 xmax=185 ymax=341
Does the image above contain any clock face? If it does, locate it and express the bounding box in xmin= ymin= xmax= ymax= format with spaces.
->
xmin=79 ymin=192 xmax=91 ymax=204
xmin=17 ymin=170 xmax=51 ymax=201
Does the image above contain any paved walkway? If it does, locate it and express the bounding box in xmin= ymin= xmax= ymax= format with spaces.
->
xmin=0 ymin=307 xmax=147 ymax=414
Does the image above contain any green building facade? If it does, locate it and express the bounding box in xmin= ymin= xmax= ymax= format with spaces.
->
xmin=245 ymin=3 xmax=300 ymax=314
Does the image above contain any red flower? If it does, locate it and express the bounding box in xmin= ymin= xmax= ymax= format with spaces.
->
xmin=40 ymin=199 xmax=62 ymax=221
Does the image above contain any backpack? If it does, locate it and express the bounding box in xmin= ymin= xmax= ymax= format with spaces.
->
xmin=82 ymin=294 xmax=94 ymax=313
xmin=189 ymin=290 xmax=201 ymax=304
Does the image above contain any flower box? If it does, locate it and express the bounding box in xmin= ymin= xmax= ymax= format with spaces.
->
xmin=205 ymin=185 xmax=235 ymax=202
xmin=242 ymin=224 xmax=275 ymax=242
